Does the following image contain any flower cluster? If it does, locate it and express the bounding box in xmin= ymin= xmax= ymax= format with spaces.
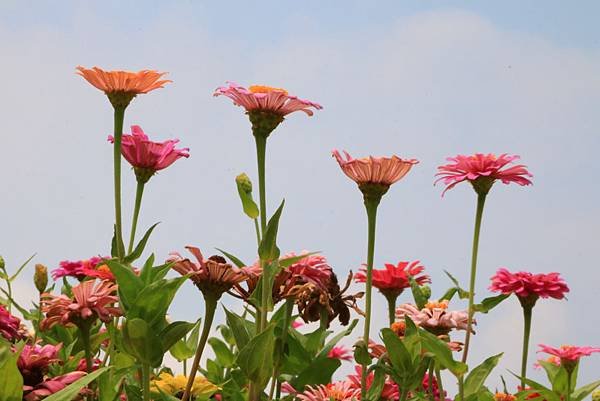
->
xmin=51 ymin=256 xmax=113 ymax=281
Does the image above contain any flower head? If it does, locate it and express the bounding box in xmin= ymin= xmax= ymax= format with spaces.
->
xmin=355 ymin=260 xmax=430 ymax=298
xmin=435 ymin=153 xmax=532 ymax=196
xmin=396 ymin=300 xmax=472 ymax=336
xmin=0 ymin=305 xmax=22 ymax=341
xmin=40 ymin=280 xmax=121 ymax=330
xmin=538 ymin=344 xmax=600 ymax=362
xmin=151 ymin=372 xmax=217 ymax=398
xmin=327 ymin=346 xmax=352 ymax=361
xmin=494 ymin=393 xmax=516 ymax=401
xmin=348 ymin=366 xmax=399 ymax=400
xmin=17 ymin=344 xmax=62 ymax=386
xmin=490 ymin=268 xmax=569 ymax=308
xmin=108 ymin=125 xmax=189 ymax=183
xmin=52 ymin=256 xmax=113 ymax=281
xmin=297 ymin=381 xmax=361 ymax=401
xmin=23 ymin=372 xmax=87 ymax=401
xmin=168 ymin=246 xmax=248 ymax=298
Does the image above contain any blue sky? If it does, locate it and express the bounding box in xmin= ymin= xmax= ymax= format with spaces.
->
xmin=1 ymin=1 xmax=599 ymax=395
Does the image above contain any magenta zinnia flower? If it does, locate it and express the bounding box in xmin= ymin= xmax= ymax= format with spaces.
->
xmin=538 ymin=344 xmax=600 ymax=362
xmin=17 ymin=343 xmax=62 ymax=386
xmin=355 ymin=260 xmax=430 ymax=298
xmin=214 ymin=82 xmax=322 ymax=117
xmin=296 ymin=381 xmax=361 ymax=401
xmin=23 ymin=371 xmax=87 ymax=401
xmin=327 ymin=346 xmax=352 ymax=361
xmin=490 ymin=268 xmax=569 ymax=307
xmin=333 ymin=149 xmax=418 ymax=188
xmin=348 ymin=366 xmax=399 ymax=401
xmin=396 ymin=300 xmax=471 ymax=336
xmin=52 ymin=256 xmax=112 ymax=281
xmin=108 ymin=125 xmax=189 ymax=183
xmin=40 ymin=280 xmax=121 ymax=330
xmin=0 ymin=305 xmax=22 ymax=341
xmin=435 ymin=153 xmax=532 ymax=196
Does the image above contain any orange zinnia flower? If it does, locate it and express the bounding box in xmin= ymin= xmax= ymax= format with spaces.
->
xmin=76 ymin=66 xmax=171 ymax=95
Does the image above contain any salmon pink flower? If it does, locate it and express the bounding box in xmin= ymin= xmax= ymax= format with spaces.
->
xmin=23 ymin=371 xmax=87 ymax=401
xmin=490 ymin=268 xmax=569 ymax=308
xmin=494 ymin=393 xmax=516 ymax=401
xmin=40 ymin=280 xmax=121 ymax=330
xmin=17 ymin=344 xmax=62 ymax=386
xmin=52 ymin=256 xmax=112 ymax=281
xmin=297 ymin=381 xmax=361 ymax=401
xmin=355 ymin=260 xmax=430 ymax=298
xmin=348 ymin=366 xmax=399 ymax=400
xmin=396 ymin=300 xmax=471 ymax=336
xmin=327 ymin=346 xmax=352 ymax=361
xmin=435 ymin=153 xmax=532 ymax=196
xmin=0 ymin=305 xmax=22 ymax=341
xmin=108 ymin=125 xmax=189 ymax=183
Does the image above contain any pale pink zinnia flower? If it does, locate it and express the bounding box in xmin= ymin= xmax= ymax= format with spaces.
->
xmin=52 ymin=256 xmax=112 ymax=281
xmin=108 ymin=125 xmax=189 ymax=182
xmin=23 ymin=371 xmax=87 ymax=401
xmin=538 ymin=344 xmax=600 ymax=362
xmin=0 ymin=305 xmax=22 ymax=341
xmin=490 ymin=268 xmax=569 ymax=306
xmin=435 ymin=153 xmax=532 ymax=196
xmin=214 ymin=82 xmax=322 ymax=117
xmin=327 ymin=346 xmax=352 ymax=361
xmin=396 ymin=300 xmax=472 ymax=336
xmin=355 ymin=260 xmax=430 ymax=298
xmin=296 ymin=381 xmax=361 ymax=401
xmin=333 ymin=149 xmax=418 ymax=188
xmin=17 ymin=343 xmax=62 ymax=386
xmin=168 ymin=246 xmax=248 ymax=297
xmin=40 ymin=280 xmax=121 ymax=330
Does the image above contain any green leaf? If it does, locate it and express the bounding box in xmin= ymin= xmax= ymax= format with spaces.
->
xmin=170 ymin=319 xmax=201 ymax=361
xmin=123 ymin=222 xmax=159 ymax=264
xmin=317 ymin=319 xmax=358 ymax=359
xmin=236 ymin=324 xmax=275 ymax=387
xmin=409 ymin=276 xmax=428 ymax=309
xmin=0 ymin=340 xmax=23 ymax=401
xmin=128 ymin=276 xmax=187 ymax=327
xmin=473 ymin=294 xmax=510 ymax=314
xmin=258 ymin=200 xmax=285 ymax=261
xmin=106 ymin=261 xmax=143 ymax=311
xmin=419 ymin=330 xmax=467 ymax=377
xmin=279 ymin=252 xmax=320 ymax=268
xmin=440 ymin=287 xmax=458 ymax=302
xmin=224 ymin=307 xmax=252 ymax=350
xmin=365 ymin=367 xmax=386 ymax=401
xmin=160 ymin=321 xmax=195 ymax=352
xmin=381 ymin=328 xmax=413 ymax=372
xmin=215 ymin=248 xmax=247 ymax=268
xmin=444 ymin=270 xmax=470 ymax=299
xmin=8 ymin=253 xmax=36 ymax=282
xmin=248 ymin=260 xmax=280 ymax=313
xmin=572 ymin=379 xmax=600 ymax=401
xmin=464 ymin=353 xmax=503 ymax=398
xmin=209 ymin=337 xmax=235 ymax=368
xmin=122 ymin=318 xmax=164 ymax=367
xmin=353 ymin=340 xmax=372 ymax=366
xmin=291 ymin=357 xmax=341 ymax=390
xmin=236 ymin=176 xmax=260 ymax=219
xmin=43 ymin=367 xmax=111 ymax=401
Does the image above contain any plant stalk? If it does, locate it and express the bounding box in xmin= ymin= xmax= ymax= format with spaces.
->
xmin=142 ymin=363 xmax=151 ymax=401
xmin=113 ymin=106 xmax=126 ymax=260
xmin=127 ymin=181 xmax=145 ymax=254
xmin=384 ymin=293 xmax=398 ymax=326
xmin=520 ymin=305 xmax=533 ymax=388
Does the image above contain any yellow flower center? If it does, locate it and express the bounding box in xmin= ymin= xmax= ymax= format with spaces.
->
xmin=425 ymin=300 xmax=449 ymax=310
xmin=249 ymin=85 xmax=288 ymax=95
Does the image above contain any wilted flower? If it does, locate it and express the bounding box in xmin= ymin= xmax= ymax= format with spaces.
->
xmin=490 ymin=268 xmax=569 ymax=308
xmin=396 ymin=300 xmax=472 ymax=336
xmin=327 ymin=346 xmax=352 ymax=361
xmin=34 ymin=264 xmax=48 ymax=293
xmin=23 ymin=371 xmax=87 ymax=401
xmin=40 ymin=280 xmax=121 ymax=330
xmin=296 ymin=381 xmax=361 ymax=401
xmin=0 ymin=305 xmax=22 ymax=341
xmin=17 ymin=343 xmax=62 ymax=386
xmin=435 ymin=153 xmax=533 ymax=196
xmin=355 ymin=260 xmax=430 ymax=298
xmin=168 ymin=246 xmax=248 ymax=298
xmin=52 ymin=256 xmax=113 ymax=281
xmin=151 ymin=372 xmax=217 ymax=398
xmin=108 ymin=125 xmax=189 ymax=183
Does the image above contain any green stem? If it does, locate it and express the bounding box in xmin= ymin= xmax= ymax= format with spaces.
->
xmin=113 ymin=106 xmax=126 ymax=260
xmin=428 ymin=362 xmax=435 ymax=401
xmin=79 ymin=323 xmax=93 ymax=373
xmin=142 ymin=363 xmax=151 ymax=401
xmin=458 ymin=377 xmax=465 ymax=401
xmin=254 ymin=218 xmax=261 ymax=246
xmin=435 ymin=367 xmax=445 ymax=400
xmin=268 ymin=299 xmax=294 ymax=401
xmin=360 ymin=198 xmax=379 ymax=401
xmin=255 ymin=135 xmax=267 ymax=234
xmin=399 ymin=389 xmax=409 ymax=401
xmin=183 ymin=359 xmax=187 ymax=376
xmin=384 ymin=293 xmax=398 ymax=326
xmin=461 ymin=193 xmax=487 ymax=364
xmin=520 ymin=305 xmax=533 ymax=388
xmin=127 ymin=181 xmax=145 ymax=254
xmin=181 ymin=294 xmax=218 ymax=401
xmin=566 ymin=370 xmax=572 ymax=401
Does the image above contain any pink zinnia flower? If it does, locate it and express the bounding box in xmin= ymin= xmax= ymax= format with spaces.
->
xmin=23 ymin=371 xmax=87 ymax=401
xmin=538 ymin=344 xmax=600 ymax=362
xmin=348 ymin=366 xmax=399 ymax=401
xmin=333 ymin=149 xmax=418 ymax=187
xmin=52 ymin=256 xmax=112 ymax=281
xmin=168 ymin=247 xmax=248 ymax=297
xmin=490 ymin=268 xmax=569 ymax=307
xmin=284 ymin=252 xmax=333 ymax=291
xmin=108 ymin=125 xmax=189 ymax=182
xmin=40 ymin=280 xmax=121 ymax=330
xmin=355 ymin=260 xmax=430 ymax=298
xmin=17 ymin=343 xmax=62 ymax=386
xmin=214 ymin=82 xmax=322 ymax=117
xmin=422 ymin=373 xmax=447 ymax=401
xmin=0 ymin=305 xmax=22 ymax=341
xmin=327 ymin=346 xmax=352 ymax=361
xmin=296 ymin=381 xmax=361 ymax=401
xmin=396 ymin=300 xmax=472 ymax=336
xmin=435 ymin=153 xmax=532 ymax=196
xmin=291 ymin=320 xmax=304 ymax=329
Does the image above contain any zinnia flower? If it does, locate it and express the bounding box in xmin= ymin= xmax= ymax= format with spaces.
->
xmin=348 ymin=366 xmax=399 ymax=401
xmin=17 ymin=343 xmax=62 ymax=386
xmin=168 ymin=246 xmax=248 ymax=298
xmin=52 ymin=256 xmax=113 ymax=281
xmin=494 ymin=393 xmax=516 ymax=401
xmin=151 ymin=372 xmax=217 ymax=398
xmin=490 ymin=268 xmax=569 ymax=307
xmin=296 ymin=381 xmax=361 ymax=401
xmin=396 ymin=300 xmax=472 ymax=336
xmin=23 ymin=372 xmax=87 ymax=401
xmin=0 ymin=305 xmax=22 ymax=341
xmin=108 ymin=125 xmax=189 ymax=183
xmin=355 ymin=260 xmax=430 ymax=298
xmin=435 ymin=153 xmax=533 ymax=196
xmin=40 ymin=280 xmax=121 ymax=330
xmin=327 ymin=346 xmax=352 ymax=361
xmin=538 ymin=344 xmax=600 ymax=362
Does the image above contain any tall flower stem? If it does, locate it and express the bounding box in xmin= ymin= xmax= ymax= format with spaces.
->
xmin=79 ymin=322 xmax=93 ymax=373
xmin=128 ymin=181 xmax=145 ymax=254
xmin=181 ymin=294 xmax=218 ymax=401
xmin=360 ymin=196 xmax=380 ymax=401
xmin=461 ymin=193 xmax=487 ymax=364
xmin=113 ymin=106 xmax=127 ymax=260
xmin=255 ymin=135 xmax=269 ymax=333
xmin=254 ymin=218 xmax=261 ymax=246
xmin=141 ymin=363 xmax=151 ymax=401
xmin=566 ymin=370 xmax=573 ymax=401
xmin=520 ymin=304 xmax=533 ymax=388
xmin=384 ymin=293 xmax=398 ymax=326
xmin=268 ymin=298 xmax=294 ymax=401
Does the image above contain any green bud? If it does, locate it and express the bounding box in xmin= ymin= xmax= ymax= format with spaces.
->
xmin=236 ymin=173 xmax=259 ymax=219
xmin=0 ymin=255 xmax=4 ymax=270
xmin=420 ymin=285 xmax=432 ymax=300
xmin=34 ymin=264 xmax=48 ymax=293
xmin=235 ymin=173 xmax=253 ymax=194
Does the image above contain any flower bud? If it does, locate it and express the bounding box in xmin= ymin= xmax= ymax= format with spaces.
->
xmin=420 ymin=285 xmax=432 ymax=300
xmin=34 ymin=264 xmax=48 ymax=293
xmin=235 ymin=173 xmax=253 ymax=194
xmin=0 ymin=255 xmax=5 ymax=270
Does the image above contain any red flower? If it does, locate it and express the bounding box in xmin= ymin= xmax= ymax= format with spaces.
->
xmin=52 ymin=256 xmax=113 ymax=281
xmin=0 ymin=305 xmax=22 ymax=341
xmin=355 ymin=260 xmax=430 ymax=298
xmin=327 ymin=346 xmax=352 ymax=362
xmin=435 ymin=153 xmax=532 ymax=196
xmin=490 ymin=268 xmax=569 ymax=306
xmin=538 ymin=344 xmax=600 ymax=362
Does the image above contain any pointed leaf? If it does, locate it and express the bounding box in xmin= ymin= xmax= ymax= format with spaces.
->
xmin=8 ymin=253 xmax=36 ymax=282
xmin=236 ymin=324 xmax=275 ymax=387
xmin=123 ymin=222 xmax=159 ymax=264
xmin=215 ymin=248 xmax=247 ymax=268
xmin=106 ymin=261 xmax=143 ymax=311
xmin=464 ymin=353 xmax=503 ymax=397
xmin=42 ymin=367 xmax=111 ymax=401
xmin=160 ymin=321 xmax=195 ymax=352
xmin=224 ymin=307 xmax=252 ymax=350
xmin=258 ymin=200 xmax=285 ymax=261
xmin=473 ymin=294 xmax=510 ymax=314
